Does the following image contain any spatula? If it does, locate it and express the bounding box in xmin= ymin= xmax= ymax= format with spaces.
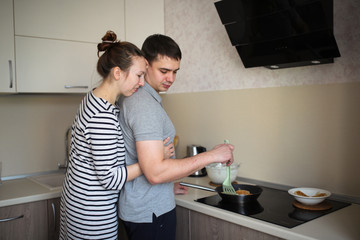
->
xmin=222 ymin=140 xmax=237 ymax=195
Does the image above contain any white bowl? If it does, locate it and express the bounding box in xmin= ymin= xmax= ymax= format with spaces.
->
xmin=205 ymin=162 xmax=240 ymax=184
xmin=288 ymin=187 xmax=331 ymax=205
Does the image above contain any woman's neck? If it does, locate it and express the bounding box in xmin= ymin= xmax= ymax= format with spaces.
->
xmin=92 ymin=81 xmax=118 ymax=104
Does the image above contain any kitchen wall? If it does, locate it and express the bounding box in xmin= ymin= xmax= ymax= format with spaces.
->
xmin=165 ymin=0 xmax=359 ymax=92
xmin=0 ymin=94 xmax=83 ymax=176
xmin=162 ymin=83 xmax=360 ymax=198
xmin=161 ymin=0 xmax=360 ymax=198
xmin=0 ymin=0 xmax=359 ymax=199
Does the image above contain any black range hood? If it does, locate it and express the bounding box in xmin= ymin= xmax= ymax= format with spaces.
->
xmin=214 ymin=0 xmax=341 ymax=69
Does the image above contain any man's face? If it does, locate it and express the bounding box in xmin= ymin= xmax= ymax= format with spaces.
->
xmin=145 ymin=55 xmax=180 ymax=93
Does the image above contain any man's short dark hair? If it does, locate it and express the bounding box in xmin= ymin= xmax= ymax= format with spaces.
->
xmin=141 ymin=34 xmax=182 ymax=64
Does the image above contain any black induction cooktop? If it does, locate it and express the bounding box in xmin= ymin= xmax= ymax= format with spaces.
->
xmin=196 ymin=186 xmax=350 ymax=228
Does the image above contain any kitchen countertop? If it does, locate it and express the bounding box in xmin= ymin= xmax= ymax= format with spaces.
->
xmin=1 ymin=176 xmax=359 ymax=240
xmin=175 ymin=176 xmax=360 ymax=240
xmin=0 ymin=177 xmax=62 ymax=207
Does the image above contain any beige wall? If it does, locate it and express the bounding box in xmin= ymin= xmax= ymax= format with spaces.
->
xmin=164 ymin=0 xmax=360 ymax=93
xmin=0 ymin=94 xmax=83 ymax=176
xmin=162 ymin=82 xmax=360 ymax=198
xmin=161 ymin=0 xmax=360 ymax=198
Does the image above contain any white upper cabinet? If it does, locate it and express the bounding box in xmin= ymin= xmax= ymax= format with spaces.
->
xmin=3 ymin=0 xmax=164 ymax=94
xmin=0 ymin=0 xmax=16 ymax=93
xmin=14 ymin=0 xmax=125 ymax=43
xmin=14 ymin=0 xmax=125 ymax=93
xmin=15 ymin=37 xmax=99 ymax=93
xmin=125 ymin=0 xmax=165 ymax=49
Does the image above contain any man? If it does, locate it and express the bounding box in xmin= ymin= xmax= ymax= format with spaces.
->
xmin=118 ymin=34 xmax=234 ymax=240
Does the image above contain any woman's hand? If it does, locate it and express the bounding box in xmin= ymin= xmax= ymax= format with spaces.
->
xmin=163 ymin=137 xmax=175 ymax=159
xmin=173 ymin=182 xmax=188 ymax=195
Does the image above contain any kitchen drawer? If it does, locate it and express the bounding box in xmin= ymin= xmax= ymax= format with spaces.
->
xmin=0 ymin=200 xmax=48 ymax=240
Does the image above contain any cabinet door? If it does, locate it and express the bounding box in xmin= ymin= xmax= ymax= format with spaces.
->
xmin=176 ymin=206 xmax=190 ymax=240
xmin=190 ymin=210 xmax=282 ymax=240
xmin=125 ymin=0 xmax=164 ymax=48
xmin=0 ymin=200 xmax=48 ymax=240
xmin=48 ymin=198 xmax=61 ymax=240
xmin=16 ymin=36 xmax=99 ymax=93
xmin=14 ymin=0 xmax=125 ymax=43
xmin=0 ymin=0 xmax=16 ymax=93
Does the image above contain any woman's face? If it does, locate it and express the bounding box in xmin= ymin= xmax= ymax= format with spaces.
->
xmin=121 ymin=56 xmax=147 ymax=96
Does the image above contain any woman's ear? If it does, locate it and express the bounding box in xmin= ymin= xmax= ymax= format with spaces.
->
xmin=112 ymin=66 xmax=122 ymax=80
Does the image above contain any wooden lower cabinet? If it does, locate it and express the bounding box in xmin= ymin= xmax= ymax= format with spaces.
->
xmin=0 ymin=197 xmax=62 ymax=240
xmin=48 ymin=198 xmax=61 ymax=240
xmin=176 ymin=206 xmax=191 ymax=240
xmin=176 ymin=206 xmax=283 ymax=240
xmin=0 ymin=200 xmax=48 ymax=240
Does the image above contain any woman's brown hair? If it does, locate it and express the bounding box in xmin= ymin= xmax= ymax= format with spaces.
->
xmin=97 ymin=31 xmax=144 ymax=78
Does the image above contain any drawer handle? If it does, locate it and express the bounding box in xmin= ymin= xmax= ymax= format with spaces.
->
xmin=51 ymin=202 xmax=56 ymax=231
xmin=8 ymin=60 xmax=13 ymax=88
xmin=0 ymin=214 xmax=24 ymax=223
xmin=64 ymin=85 xmax=89 ymax=89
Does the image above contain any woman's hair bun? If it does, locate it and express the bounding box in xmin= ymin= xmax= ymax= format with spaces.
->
xmin=96 ymin=30 xmax=144 ymax=78
xmin=102 ymin=30 xmax=117 ymax=42
xmin=97 ymin=30 xmax=119 ymax=55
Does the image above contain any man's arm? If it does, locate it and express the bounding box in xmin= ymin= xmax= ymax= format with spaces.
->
xmin=136 ymin=140 xmax=234 ymax=184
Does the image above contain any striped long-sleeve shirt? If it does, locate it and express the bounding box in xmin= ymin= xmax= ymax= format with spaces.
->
xmin=60 ymin=91 xmax=127 ymax=240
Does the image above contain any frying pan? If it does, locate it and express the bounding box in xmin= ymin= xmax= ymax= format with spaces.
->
xmin=180 ymin=182 xmax=262 ymax=204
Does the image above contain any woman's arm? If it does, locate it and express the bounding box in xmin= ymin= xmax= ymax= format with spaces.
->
xmin=126 ymin=163 xmax=142 ymax=181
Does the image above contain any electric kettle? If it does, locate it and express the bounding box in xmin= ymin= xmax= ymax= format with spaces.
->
xmin=187 ymin=145 xmax=207 ymax=177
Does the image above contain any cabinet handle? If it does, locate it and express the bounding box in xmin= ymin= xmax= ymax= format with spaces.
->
xmin=64 ymin=85 xmax=89 ymax=89
xmin=51 ymin=202 xmax=56 ymax=231
xmin=8 ymin=60 xmax=13 ymax=88
xmin=0 ymin=214 xmax=24 ymax=223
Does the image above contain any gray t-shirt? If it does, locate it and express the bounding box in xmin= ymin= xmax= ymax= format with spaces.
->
xmin=117 ymin=82 xmax=176 ymax=223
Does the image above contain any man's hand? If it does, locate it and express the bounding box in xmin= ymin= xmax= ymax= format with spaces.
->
xmin=211 ymin=143 xmax=235 ymax=166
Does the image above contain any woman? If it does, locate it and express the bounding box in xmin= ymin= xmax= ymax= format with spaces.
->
xmin=59 ymin=31 xmax=146 ymax=240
